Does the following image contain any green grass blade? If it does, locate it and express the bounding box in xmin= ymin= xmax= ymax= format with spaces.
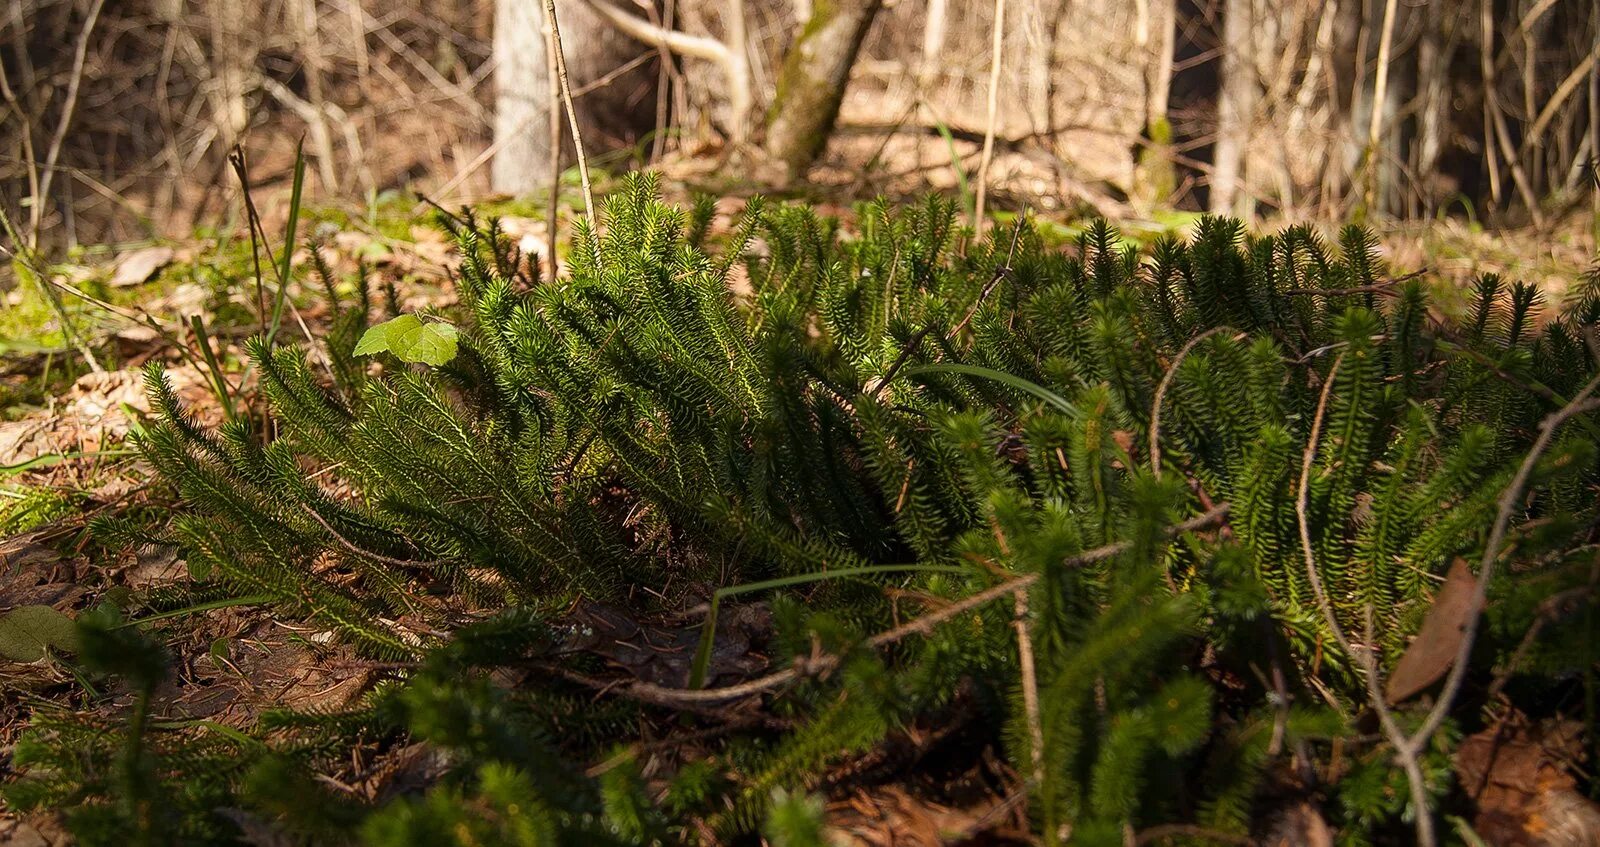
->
xmin=117 ymin=594 xmax=273 ymax=628
xmin=905 ymin=363 xmax=1080 ymax=416
xmin=688 ymin=564 xmax=967 ymax=689
xmin=264 ymin=139 xmax=307 ymax=348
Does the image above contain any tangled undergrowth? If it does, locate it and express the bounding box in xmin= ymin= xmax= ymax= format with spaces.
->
xmin=6 ymin=174 xmax=1600 ymax=845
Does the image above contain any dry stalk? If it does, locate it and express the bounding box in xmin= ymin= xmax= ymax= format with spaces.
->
xmin=546 ymin=0 xmax=564 ymax=274
xmin=1150 ymin=326 xmax=1235 ymax=477
xmin=1013 ymin=590 xmax=1045 ymax=787
xmin=1361 ymin=0 xmax=1399 ymax=211
xmin=544 ymin=0 xmax=596 ymax=228
xmin=971 ymin=0 xmax=1007 ymax=236
xmin=1293 ymin=357 xmax=1600 ymax=847
xmin=1406 ymin=372 xmax=1600 ymax=749
xmin=618 ymin=504 xmax=1230 ymax=705
xmin=581 ymin=0 xmax=752 ymax=143
xmin=1294 ymin=353 xmax=1435 ymax=847
xmin=32 ymin=0 xmax=105 ymax=249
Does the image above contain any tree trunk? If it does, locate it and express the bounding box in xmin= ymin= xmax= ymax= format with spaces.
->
xmin=765 ymin=0 xmax=883 ymax=180
xmin=1008 ymin=0 xmax=1054 ymax=136
xmin=1210 ymin=0 xmax=1257 ymax=216
xmin=494 ymin=0 xmax=659 ymax=195
xmin=493 ymin=0 xmax=555 ymax=195
xmin=1415 ymin=0 xmax=1447 ymax=217
xmin=1132 ymin=0 xmax=1176 ymax=211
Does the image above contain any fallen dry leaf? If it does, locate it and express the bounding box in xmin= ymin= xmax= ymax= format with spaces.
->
xmin=1261 ymin=802 xmax=1335 ymax=847
xmin=1454 ymin=715 xmax=1597 ymax=846
xmin=111 ymin=246 xmax=175 ymax=287
xmin=1386 ymin=557 xmax=1477 ymax=704
xmin=0 ymin=366 xmax=212 ymax=466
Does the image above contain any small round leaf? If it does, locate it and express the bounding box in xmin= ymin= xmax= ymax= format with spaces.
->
xmin=0 ymin=605 xmax=79 ymax=662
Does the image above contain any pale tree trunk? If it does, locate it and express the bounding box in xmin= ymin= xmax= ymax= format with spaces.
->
xmin=1007 ymin=0 xmax=1053 ymax=136
xmin=1211 ymin=0 xmax=1258 ymax=217
xmin=1132 ymin=0 xmax=1177 ymax=210
xmin=915 ymin=0 xmax=947 ymax=173
xmin=765 ymin=0 xmax=884 ymax=180
xmin=1415 ymin=0 xmax=1447 ymax=217
xmin=209 ymin=0 xmax=254 ymax=152
xmin=493 ymin=0 xmax=555 ymax=195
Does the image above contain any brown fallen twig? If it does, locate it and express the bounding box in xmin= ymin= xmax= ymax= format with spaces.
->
xmin=619 ymin=504 xmax=1231 ymax=706
xmin=1296 ymin=355 xmax=1600 ymax=847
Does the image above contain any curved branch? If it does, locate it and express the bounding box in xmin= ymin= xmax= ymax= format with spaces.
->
xmin=580 ymin=0 xmax=731 ymax=66
xmin=616 ymin=504 xmax=1231 ymax=705
xmin=1527 ymin=43 xmax=1600 ymax=145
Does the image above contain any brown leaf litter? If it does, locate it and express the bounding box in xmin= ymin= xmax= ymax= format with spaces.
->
xmin=0 ymin=365 xmax=213 ymax=468
xmin=1455 ymin=713 xmax=1600 ymax=846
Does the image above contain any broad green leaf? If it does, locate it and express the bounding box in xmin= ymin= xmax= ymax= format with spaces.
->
xmin=0 ymin=605 xmax=79 ymax=661
xmin=354 ymin=313 xmax=421 ymax=356
xmin=391 ymin=320 xmax=459 ymax=366
xmin=354 ymin=314 xmax=459 ymax=366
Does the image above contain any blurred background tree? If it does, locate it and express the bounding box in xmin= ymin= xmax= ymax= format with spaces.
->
xmin=3 ymin=0 xmax=1598 ymax=250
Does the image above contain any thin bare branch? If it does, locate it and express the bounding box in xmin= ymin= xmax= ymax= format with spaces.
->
xmin=620 ymin=505 xmax=1231 ymax=705
xmin=1295 ymin=354 xmax=1435 ymax=847
xmin=1150 ymin=326 xmax=1235 ymax=476
xmin=33 ymin=0 xmax=105 ymax=248
xmin=1408 ymin=373 xmax=1600 ymax=750
xmin=971 ymin=0 xmax=1007 ymax=236
xmin=1013 ymin=591 xmax=1045 ymax=787
xmin=1527 ymin=41 xmax=1600 ymax=144
xmin=581 ymin=0 xmax=731 ymax=64
xmin=545 ymin=0 xmax=596 ymax=227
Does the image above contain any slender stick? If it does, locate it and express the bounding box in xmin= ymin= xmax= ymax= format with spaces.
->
xmin=618 ymin=505 xmax=1230 ymax=705
xmin=1013 ymin=591 xmax=1045 ymax=787
xmin=0 ymin=206 xmax=102 ymax=373
xmin=32 ymin=0 xmax=105 ymax=248
xmin=1150 ymin=326 xmax=1234 ymax=476
xmin=1295 ymin=354 xmax=1435 ymax=847
xmin=1408 ymin=373 xmax=1600 ymax=751
xmin=543 ymin=0 xmax=596 ymax=227
xmin=1361 ymin=0 xmax=1399 ymax=211
xmin=972 ymin=0 xmax=1007 ymax=237
xmin=544 ymin=0 xmax=564 ymax=276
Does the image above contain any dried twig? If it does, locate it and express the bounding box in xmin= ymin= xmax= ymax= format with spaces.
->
xmin=1150 ymin=326 xmax=1235 ymax=476
xmin=302 ymin=505 xmax=441 ymax=570
xmin=868 ymin=212 xmax=1025 ymax=398
xmin=618 ymin=505 xmax=1230 ymax=705
xmin=545 ymin=0 xmax=564 ymax=276
xmin=32 ymin=0 xmax=106 ymax=248
xmin=1361 ymin=0 xmax=1399 ymax=210
xmin=1295 ymin=354 xmax=1435 ymax=847
xmin=1279 ymin=268 xmax=1427 ymax=298
xmin=579 ymin=0 xmax=751 ymax=142
xmin=1292 ymin=357 xmax=1600 ymax=847
xmin=1012 ymin=591 xmax=1044 ymax=787
xmin=1407 ymin=372 xmax=1600 ymax=749
xmin=971 ymin=0 xmax=1007 ymax=236
xmin=1485 ymin=582 xmax=1598 ymax=703
xmin=1526 ymin=39 xmax=1600 ymax=143
xmin=543 ymin=0 xmax=595 ymax=227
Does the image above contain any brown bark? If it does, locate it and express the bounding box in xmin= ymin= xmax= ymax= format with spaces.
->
xmin=765 ymin=0 xmax=883 ymax=180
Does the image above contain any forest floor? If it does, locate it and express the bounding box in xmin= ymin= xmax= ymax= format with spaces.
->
xmin=2 ymin=173 xmax=1597 ymax=844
